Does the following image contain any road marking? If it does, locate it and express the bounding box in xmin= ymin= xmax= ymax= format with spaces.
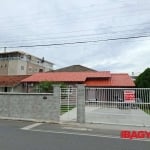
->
xmin=62 ymin=127 xmax=93 ymax=131
xmin=27 ymin=128 xmax=150 ymax=142
xmin=21 ymin=123 xmax=43 ymax=130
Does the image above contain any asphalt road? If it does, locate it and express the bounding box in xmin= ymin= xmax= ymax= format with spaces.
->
xmin=0 ymin=119 xmax=150 ymax=150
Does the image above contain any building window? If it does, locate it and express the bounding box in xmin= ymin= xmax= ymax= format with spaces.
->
xmin=29 ymin=67 xmax=32 ymax=72
xmin=21 ymin=66 xmax=24 ymax=70
xmin=35 ymin=68 xmax=38 ymax=72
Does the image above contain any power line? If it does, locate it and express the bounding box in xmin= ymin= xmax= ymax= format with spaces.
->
xmin=1 ymin=28 xmax=150 ymax=44
xmin=1 ymin=34 xmax=150 ymax=49
xmin=1 ymin=21 xmax=150 ymax=43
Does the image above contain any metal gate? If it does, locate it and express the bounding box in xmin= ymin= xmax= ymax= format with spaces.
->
xmin=60 ymin=88 xmax=77 ymax=122
xmin=85 ymin=88 xmax=150 ymax=126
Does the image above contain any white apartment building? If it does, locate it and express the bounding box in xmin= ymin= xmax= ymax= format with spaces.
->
xmin=0 ymin=51 xmax=54 ymax=75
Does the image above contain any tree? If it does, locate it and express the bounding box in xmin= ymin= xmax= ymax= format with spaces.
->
xmin=39 ymin=81 xmax=67 ymax=93
xmin=39 ymin=81 xmax=53 ymax=93
xmin=135 ymin=68 xmax=150 ymax=88
xmin=135 ymin=68 xmax=150 ymax=105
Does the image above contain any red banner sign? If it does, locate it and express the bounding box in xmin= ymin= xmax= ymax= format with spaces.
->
xmin=124 ymin=90 xmax=135 ymax=103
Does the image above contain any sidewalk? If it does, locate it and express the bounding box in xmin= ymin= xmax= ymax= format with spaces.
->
xmin=60 ymin=121 xmax=150 ymax=131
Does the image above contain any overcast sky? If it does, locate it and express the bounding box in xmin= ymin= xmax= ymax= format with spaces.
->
xmin=0 ymin=0 xmax=150 ymax=74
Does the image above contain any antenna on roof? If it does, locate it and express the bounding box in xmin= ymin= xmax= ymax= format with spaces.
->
xmin=4 ymin=47 xmax=7 ymax=53
xmin=41 ymin=57 xmax=44 ymax=63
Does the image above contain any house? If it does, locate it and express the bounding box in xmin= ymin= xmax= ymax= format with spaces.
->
xmin=0 ymin=51 xmax=54 ymax=75
xmin=0 ymin=75 xmax=30 ymax=92
xmin=21 ymin=71 xmax=135 ymax=93
xmin=52 ymin=65 xmax=97 ymax=72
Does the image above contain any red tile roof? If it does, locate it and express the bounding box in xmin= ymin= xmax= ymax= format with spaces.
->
xmin=0 ymin=75 xmax=30 ymax=87
xmin=21 ymin=72 xmax=135 ymax=87
xmin=110 ymin=73 xmax=135 ymax=87
xmin=21 ymin=72 xmax=111 ymax=82
xmin=85 ymin=73 xmax=135 ymax=87
xmin=85 ymin=78 xmax=111 ymax=87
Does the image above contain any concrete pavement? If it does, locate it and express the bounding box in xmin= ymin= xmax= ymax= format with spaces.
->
xmin=60 ymin=106 xmax=150 ymax=127
xmin=85 ymin=107 xmax=150 ymax=126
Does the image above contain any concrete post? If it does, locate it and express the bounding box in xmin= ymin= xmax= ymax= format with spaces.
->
xmin=53 ymin=84 xmax=61 ymax=97
xmin=77 ymin=84 xmax=85 ymax=123
xmin=53 ymin=84 xmax=61 ymax=122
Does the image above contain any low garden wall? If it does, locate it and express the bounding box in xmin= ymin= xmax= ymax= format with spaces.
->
xmin=0 ymin=86 xmax=60 ymax=122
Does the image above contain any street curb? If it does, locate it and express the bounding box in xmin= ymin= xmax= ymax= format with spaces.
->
xmin=59 ymin=121 xmax=150 ymax=131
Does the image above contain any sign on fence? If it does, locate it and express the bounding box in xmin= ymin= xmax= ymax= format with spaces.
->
xmin=124 ymin=90 xmax=135 ymax=103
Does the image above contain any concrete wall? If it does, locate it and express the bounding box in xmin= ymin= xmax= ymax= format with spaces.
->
xmin=0 ymin=86 xmax=60 ymax=122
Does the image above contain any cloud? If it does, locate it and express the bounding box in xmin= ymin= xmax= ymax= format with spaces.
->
xmin=0 ymin=0 xmax=150 ymax=74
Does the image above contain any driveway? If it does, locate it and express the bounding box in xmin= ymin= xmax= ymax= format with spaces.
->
xmin=85 ymin=106 xmax=150 ymax=126
xmin=60 ymin=106 xmax=150 ymax=126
